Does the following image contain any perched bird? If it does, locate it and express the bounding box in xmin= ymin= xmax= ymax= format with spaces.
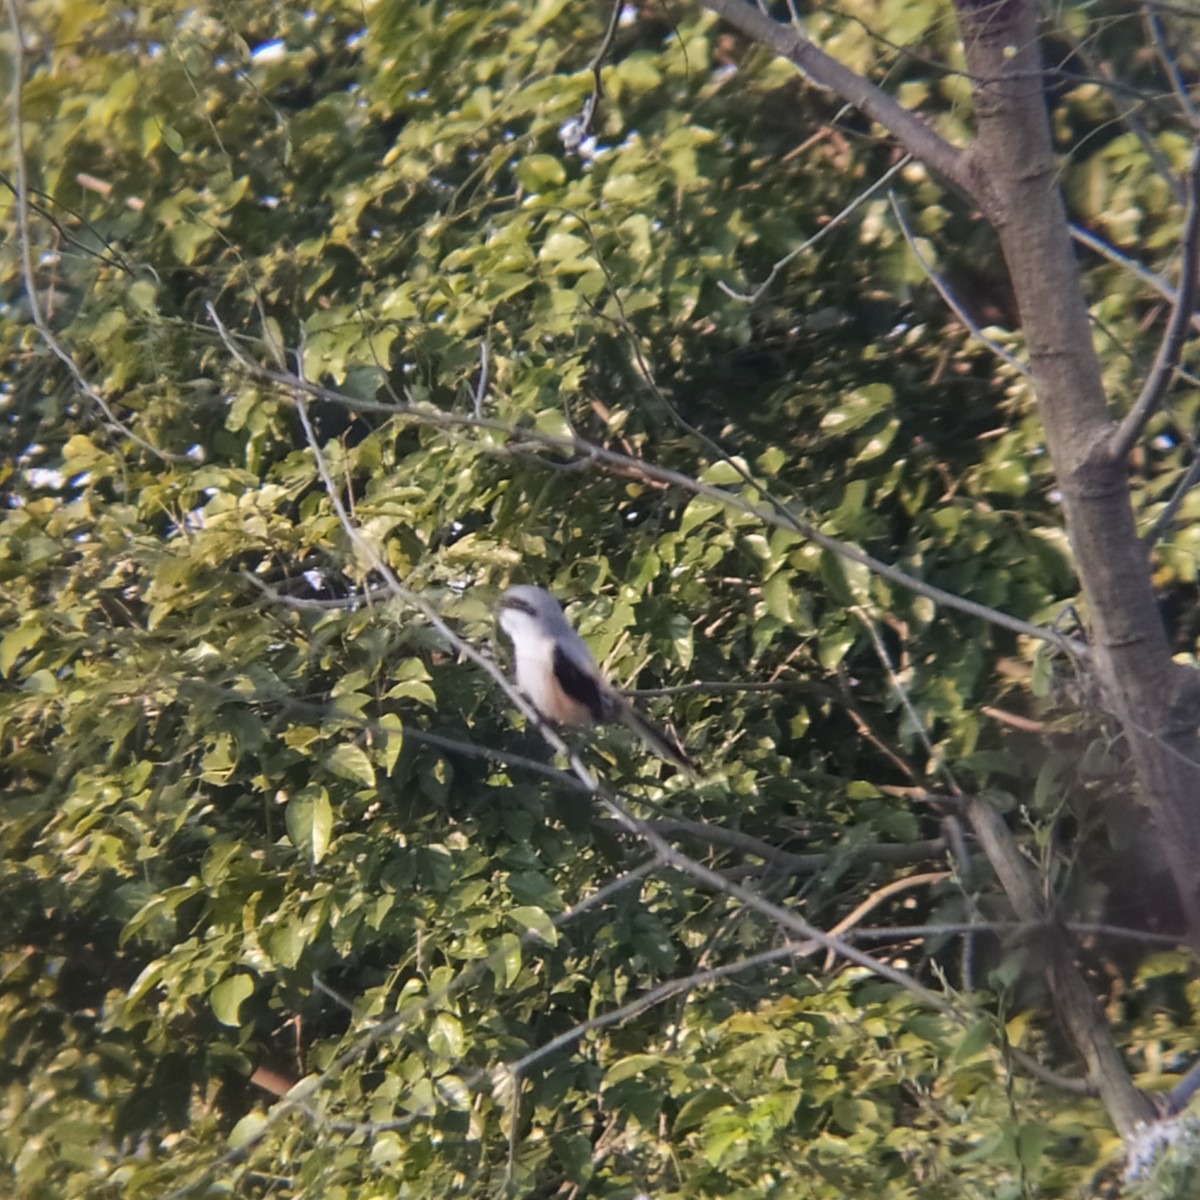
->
xmin=496 ymin=585 xmax=695 ymax=777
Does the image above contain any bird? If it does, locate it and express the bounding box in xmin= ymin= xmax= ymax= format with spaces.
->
xmin=496 ymin=585 xmax=696 ymax=777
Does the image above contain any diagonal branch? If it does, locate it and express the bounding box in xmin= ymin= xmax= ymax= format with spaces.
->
xmin=1072 ymin=223 xmax=1200 ymax=334
xmin=889 ymin=191 xmax=1030 ymax=377
xmin=1110 ymin=145 xmax=1200 ymax=462
xmin=852 ymin=594 xmax=1152 ymax=1134
xmin=698 ymin=0 xmax=973 ymax=199
xmin=1145 ymin=6 xmax=1200 ymax=131
xmin=207 ymin=304 xmax=1090 ymax=661
xmin=967 ymin=798 xmax=1154 ymax=1137
xmin=1146 ymin=451 xmax=1200 ymax=546
xmin=720 ymin=156 xmax=912 ymax=304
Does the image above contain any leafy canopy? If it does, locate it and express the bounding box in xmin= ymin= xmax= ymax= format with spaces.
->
xmin=2 ymin=0 xmax=1199 ymax=1197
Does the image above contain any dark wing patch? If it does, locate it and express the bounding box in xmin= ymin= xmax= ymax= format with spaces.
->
xmin=552 ymin=645 xmax=608 ymax=723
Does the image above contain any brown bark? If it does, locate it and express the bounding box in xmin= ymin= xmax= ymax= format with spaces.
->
xmin=950 ymin=0 xmax=1200 ymax=947
xmin=698 ymin=0 xmax=1200 ymax=1143
xmin=700 ymin=0 xmax=1200 ymax=945
xmin=969 ymin=800 xmax=1154 ymax=1136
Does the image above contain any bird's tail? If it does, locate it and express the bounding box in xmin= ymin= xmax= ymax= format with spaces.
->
xmin=612 ymin=696 xmax=698 ymax=780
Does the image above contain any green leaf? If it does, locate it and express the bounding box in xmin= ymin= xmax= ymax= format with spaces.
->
xmin=489 ymin=933 xmax=522 ymax=988
xmin=286 ymin=788 xmax=334 ymax=864
xmin=0 ymin=620 xmax=41 ymax=677
xmin=428 ymin=1012 xmax=465 ymax=1061
xmin=953 ymin=1017 xmax=994 ymax=1062
xmin=379 ymin=713 xmax=404 ymax=776
xmin=507 ymin=905 xmax=558 ymax=946
xmin=210 ymin=974 xmax=254 ymax=1027
xmin=227 ymin=1112 xmax=267 ymax=1150
xmin=602 ymin=1054 xmax=664 ymax=1086
xmin=326 ymin=742 xmax=375 ymax=788
xmin=517 ymin=153 xmax=566 ymax=190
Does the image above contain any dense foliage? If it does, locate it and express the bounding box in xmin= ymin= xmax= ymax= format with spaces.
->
xmin=2 ymin=0 xmax=1200 ymax=1196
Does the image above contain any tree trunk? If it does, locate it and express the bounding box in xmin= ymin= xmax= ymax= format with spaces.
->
xmin=951 ymin=0 xmax=1200 ymax=945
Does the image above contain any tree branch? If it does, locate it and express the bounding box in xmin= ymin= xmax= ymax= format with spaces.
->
xmin=593 ymin=815 xmax=947 ymax=875
xmin=1110 ymin=145 xmax=1200 ymax=462
xmin=889 ymin=191 xmax=1029 ymax=377
xmin=1145 ymin=451 xmax=1200 ymax=546
xmin=1071 ymin=223 xmax=1200 ymax=333
xmin=207 ymin=304 xmax=1090 ymax=660
xmin=286 ymin=335 xmax=964 ymax=1015
xmin=699 ymin=0 xmax=973 ymax=198
xmin=719 ymin=155 xmax=911 ymax=304
xmin=1145 ymin=6 xmax=1200 ymax=131
xmin=966 ymin=798 xmax=1154 ymax=1137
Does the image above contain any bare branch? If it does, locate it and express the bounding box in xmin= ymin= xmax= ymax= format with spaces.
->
xmin=1057 ymin=26 xmax=1184 ymax=203
xmin=240 ymin=569 xmax=395 ymax=611
xmin=499 ymin=940 xmax=819 ymax=1080
xmin=174 ymin=673 xmax=590 ymax=790
xmin=1145 ymin=7 xmax=1200 ymax=130
xmin=719 ymin=156 xmax=911 ymax=304
xmin=627 ymin=678 xmax=815 ymax=697
xmin=0 ymin=170 xmax=138 ymax=276
xmin=699 ymin=0 xmax=973 ymax=198
xmin=1164 ymin=1057 xmax=1200 ymax=1116
xmin=889 ymin=192 xmax=1030 ymax=377
xmin=823 ymin=870 xmax=950 ymax=969
xmin=163 ymin=365 xmax=1003 ymax=1194
xmin=593 ymin=815 xmax=947 ymax=874
xmin=1145 ymin=452 xmax=1200 ymax=546
xmin=472 ymin=329 xmax=490 ymax=418
xmin=290 ymin=351 xmax=963 ymax=1012
xmin=847 ymin=921 xmax=1189 ymax=948
xmin=1072 ymin=223 xmax=1200 ymax=333
xmin=581 ymin=0 xmax=623 ymax=136
xmin=966 ymin=798 xmax=1155 ymax=1136
xmin=1110 ymin=145 xmax=1200 ymax=462
xmin=207 ymin=305 xmax=1090 ymax=661
xmin=847 ymin=608 xmax=1151 ymax=1123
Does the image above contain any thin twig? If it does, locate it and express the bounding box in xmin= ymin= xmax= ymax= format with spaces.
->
xmin=719 ymin=156 xmax=911 ymax=303
xmin=206 ymin=303 xmax=1089 ymax=660
xmin=851 ymin=605 xmax=965 ymax=798
xmin=845 ymin=921 xmax=1188 ymax=947
xmin=592 ymin=815 xmax=947 ymax=874
xmin=889 ymin=191 xmax=1030 ymax=377
xmin=698 ymin=0 xmax=973 ymax=200
xmin=627 ymin=678 xmax=810 ymax=697
xmin=1110 ymin=145 xmax=1200 ymax=462
xmin=824 ymin=870 xmax=951 ymax=969
xmin=0 ymin=170 xmax=139 ymax=276
xmin=577 ymin=0 xmax=623 ymax=137
xmin=472 ymin=329 xmax=490 ymax=418
xmin=4 ymin=0 xmax=179 ymax=462
xmin=1059 ymin=27 xmax=1184 ymax=203
xmin=1145 ymin=7 xmax=1200 ymax=129
xmin=1071 ymin=223 xmax=1200 ymax=334
xmin=161 ymin=858 xmax=662 ymax=1199
xmin=1146 ymin=452 xmax=1200 ymax=546
xmin=288 ymin=354 xmax=961 ymax=1012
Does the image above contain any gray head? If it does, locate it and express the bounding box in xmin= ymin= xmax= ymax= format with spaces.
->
xmin=496 ymin=584 xmax=607 ymax=725
xmin=497 ymin=585 xmax=567 ymax=626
